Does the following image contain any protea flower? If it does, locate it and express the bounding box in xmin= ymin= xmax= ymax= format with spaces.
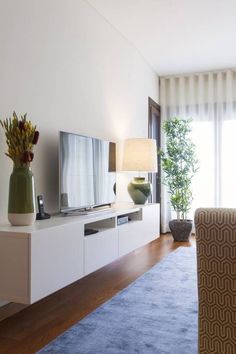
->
xmin=32 ymin=131 xmax=39 ymax=145
xmin=18 ymin=121 xmax=25 ymax=130
xmin=22 ymin=151 xmax=34 ymax=163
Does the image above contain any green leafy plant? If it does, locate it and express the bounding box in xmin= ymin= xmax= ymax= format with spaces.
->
xmin=160 ymin=117 xmax=198 ymax=220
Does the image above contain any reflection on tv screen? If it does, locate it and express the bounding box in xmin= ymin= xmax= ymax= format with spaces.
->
xmin=60 ymin=132 xmax=116 ymax=212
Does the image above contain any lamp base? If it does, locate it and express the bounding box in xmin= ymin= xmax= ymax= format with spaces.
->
xmin=128 ymin=177 xmax=151 ymax=204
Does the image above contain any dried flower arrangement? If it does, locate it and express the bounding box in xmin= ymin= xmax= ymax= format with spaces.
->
xmin=0 ymin=112 xmax=39 ymax=167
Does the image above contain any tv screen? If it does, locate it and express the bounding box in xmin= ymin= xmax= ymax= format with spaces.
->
xmin=59 ymin=131 xmax=116 ymax=212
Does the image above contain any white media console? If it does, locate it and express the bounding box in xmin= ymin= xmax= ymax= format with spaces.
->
xmin=0 ymin=203 xmax=160 ymax=305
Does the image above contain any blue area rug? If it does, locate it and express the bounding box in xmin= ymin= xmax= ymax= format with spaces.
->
xmin=39 ymin=247 xmax=198 ymax=354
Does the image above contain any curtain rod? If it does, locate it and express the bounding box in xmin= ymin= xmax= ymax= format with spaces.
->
xmin=161 ymin=67 xmax=236 ymax=80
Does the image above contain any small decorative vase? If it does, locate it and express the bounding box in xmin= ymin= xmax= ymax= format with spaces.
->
xmin=8 ymin=165 xmax=36 ymax=226
xmin=128 ymin=177 xmax=151 ymax=204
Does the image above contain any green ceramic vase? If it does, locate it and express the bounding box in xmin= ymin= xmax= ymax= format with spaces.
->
xmin=8 ymin=165 xmax=36 ymax=226
xmin=127 ymin=177 xmax=151 ymax=204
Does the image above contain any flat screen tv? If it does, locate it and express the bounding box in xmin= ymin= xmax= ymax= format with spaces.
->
xmin=59 ymin=131 xmax=116 ymax=213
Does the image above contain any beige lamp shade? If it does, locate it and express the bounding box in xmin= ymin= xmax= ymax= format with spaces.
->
xmin=121 ymin=138 xmax=157 ymax=172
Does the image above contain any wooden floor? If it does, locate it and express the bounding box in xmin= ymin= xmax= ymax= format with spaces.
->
xmin=0 ymin=234 xmax=195 ymax=354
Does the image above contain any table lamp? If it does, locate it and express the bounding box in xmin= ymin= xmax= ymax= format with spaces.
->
xmin=121 ymin=138 xmax=157 ymax=204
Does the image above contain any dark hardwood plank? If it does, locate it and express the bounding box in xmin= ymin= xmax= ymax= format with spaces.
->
xmin=0 ymin=234 xmax=195 ymax=354
xmin=0 ymin=304 xmax=27 ymax=322
xmin=0 ymin=337 xmax=19 ymax=352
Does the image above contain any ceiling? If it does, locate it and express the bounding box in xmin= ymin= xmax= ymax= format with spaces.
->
xmin=87 ymin=0 xmax=236 ymax=76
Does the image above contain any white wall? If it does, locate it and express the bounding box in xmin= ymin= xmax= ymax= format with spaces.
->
xmin=0 ymin=0 xmax=159 ymax=308
xmin=0 ymin=0 xmax=159 ymax=223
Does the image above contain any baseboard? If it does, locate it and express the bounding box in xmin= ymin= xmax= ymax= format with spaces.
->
xmin=0 ymin=300 xmax=9 ymax=307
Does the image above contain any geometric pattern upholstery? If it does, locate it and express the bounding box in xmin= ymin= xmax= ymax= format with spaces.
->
xmin=194 ymin=208 xmax=236 ymax=354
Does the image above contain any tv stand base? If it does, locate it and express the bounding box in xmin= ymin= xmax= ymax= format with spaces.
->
xmin=63 ymin=204 xmax=114 ymax=216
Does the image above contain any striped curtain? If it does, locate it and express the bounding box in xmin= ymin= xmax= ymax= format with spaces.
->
xmin=160 ymin=70 xmax=236 ymax=232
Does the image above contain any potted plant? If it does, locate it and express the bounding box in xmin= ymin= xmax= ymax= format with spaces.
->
xmin=0 ymin=112 xmax=39 ymax=226
xmin=160 ymin=117 xmax=198 ymax=241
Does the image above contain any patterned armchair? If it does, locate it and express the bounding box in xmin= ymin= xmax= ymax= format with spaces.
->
xmin=194 ymin=208 xmax=235 ymax=354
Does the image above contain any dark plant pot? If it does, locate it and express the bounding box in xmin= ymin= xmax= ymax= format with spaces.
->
xmin=169 ymin=219 xmax=192 ymax=242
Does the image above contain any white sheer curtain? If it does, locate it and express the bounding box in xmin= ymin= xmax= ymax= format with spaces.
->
xmin=160 ymin=69 xmax=236 ymax=233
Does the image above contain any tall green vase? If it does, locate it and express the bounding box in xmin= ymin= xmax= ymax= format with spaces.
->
xmin=8 ymin=165 xmax=36 ymax=226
